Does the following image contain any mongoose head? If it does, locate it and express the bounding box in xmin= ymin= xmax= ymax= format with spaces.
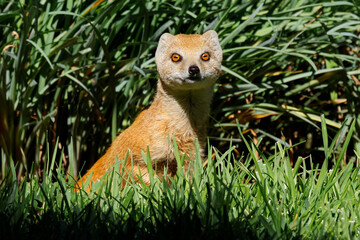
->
xmin=155 ymin=30 xmax=222 ymax=91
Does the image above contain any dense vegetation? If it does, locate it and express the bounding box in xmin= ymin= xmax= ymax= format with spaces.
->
xmin=0 ymin=0 xmax=359 ymax=239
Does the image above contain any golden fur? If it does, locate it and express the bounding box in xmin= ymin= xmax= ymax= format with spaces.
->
xmin=76 ymin=30 xmax=222 ymax=191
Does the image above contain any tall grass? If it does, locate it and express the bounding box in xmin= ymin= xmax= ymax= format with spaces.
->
xmin=0 ymin=121 xmax=359 ymax=239
xmin=0 ymin=1 xmax=360 ymax=238
xmin=1 ymin=0 xmax=359 ymax=179
xmin=213 ymin=0 xmax=360 ymax=165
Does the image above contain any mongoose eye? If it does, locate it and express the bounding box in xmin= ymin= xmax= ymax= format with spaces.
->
xmin=171 ymin=53 xmax=182 ymax=62
xmin=201 ymin=52 xmax=210 ymax=61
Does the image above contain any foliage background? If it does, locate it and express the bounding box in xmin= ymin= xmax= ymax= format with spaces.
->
xmin=0 ymin=0 xmax=359 ymax=180
xmin=0 ymin=0 xmax=360 ymax=239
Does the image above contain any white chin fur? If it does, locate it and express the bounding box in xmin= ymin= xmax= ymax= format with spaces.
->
xmin=160 ymin=76 xmax=216 ymax=91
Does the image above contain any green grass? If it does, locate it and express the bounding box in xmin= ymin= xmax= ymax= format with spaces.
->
xmin=1 ymin=121 xmax=359 ymax=239
xmin=1 ymin=0 xmax=359 ymax=178
xmin=1 ymin=0 xmax=360 ymax=239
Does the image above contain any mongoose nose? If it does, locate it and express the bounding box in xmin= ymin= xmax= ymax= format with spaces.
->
xmin=188 ymin=65 xmax=200 ymax=75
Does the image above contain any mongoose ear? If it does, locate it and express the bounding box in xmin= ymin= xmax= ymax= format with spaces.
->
xmin=202 ymin=30 xmax=222 ymax=61
xmin=158 ymin=33 xmax=173 ymax=49
xmin=155 ymin=33 xmax=173 ymax=60
xmin=159 ymin=32 xmax=173 ymax=42
xmin=155 ymin=33 xmax=174 ymax=66
xmin=202 ymin=30 xmax=219 ymax=42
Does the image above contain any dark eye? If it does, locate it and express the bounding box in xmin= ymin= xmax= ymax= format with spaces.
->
xmin=171 ymin=53 xmax=182 ymax=62
xmin=201 ymin=52 xmax=210 ymax=61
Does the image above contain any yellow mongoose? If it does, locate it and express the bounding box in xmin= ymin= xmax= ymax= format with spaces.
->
xmin=76 ymin=30 xmax=222 ymax=190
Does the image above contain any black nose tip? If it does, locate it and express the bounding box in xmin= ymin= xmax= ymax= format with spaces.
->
xmin=188 ymin=65 xmax=200 ymax=75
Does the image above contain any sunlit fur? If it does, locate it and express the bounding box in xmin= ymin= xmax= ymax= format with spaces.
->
xmin=76 ymin=30 xmax=223 ymax=191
